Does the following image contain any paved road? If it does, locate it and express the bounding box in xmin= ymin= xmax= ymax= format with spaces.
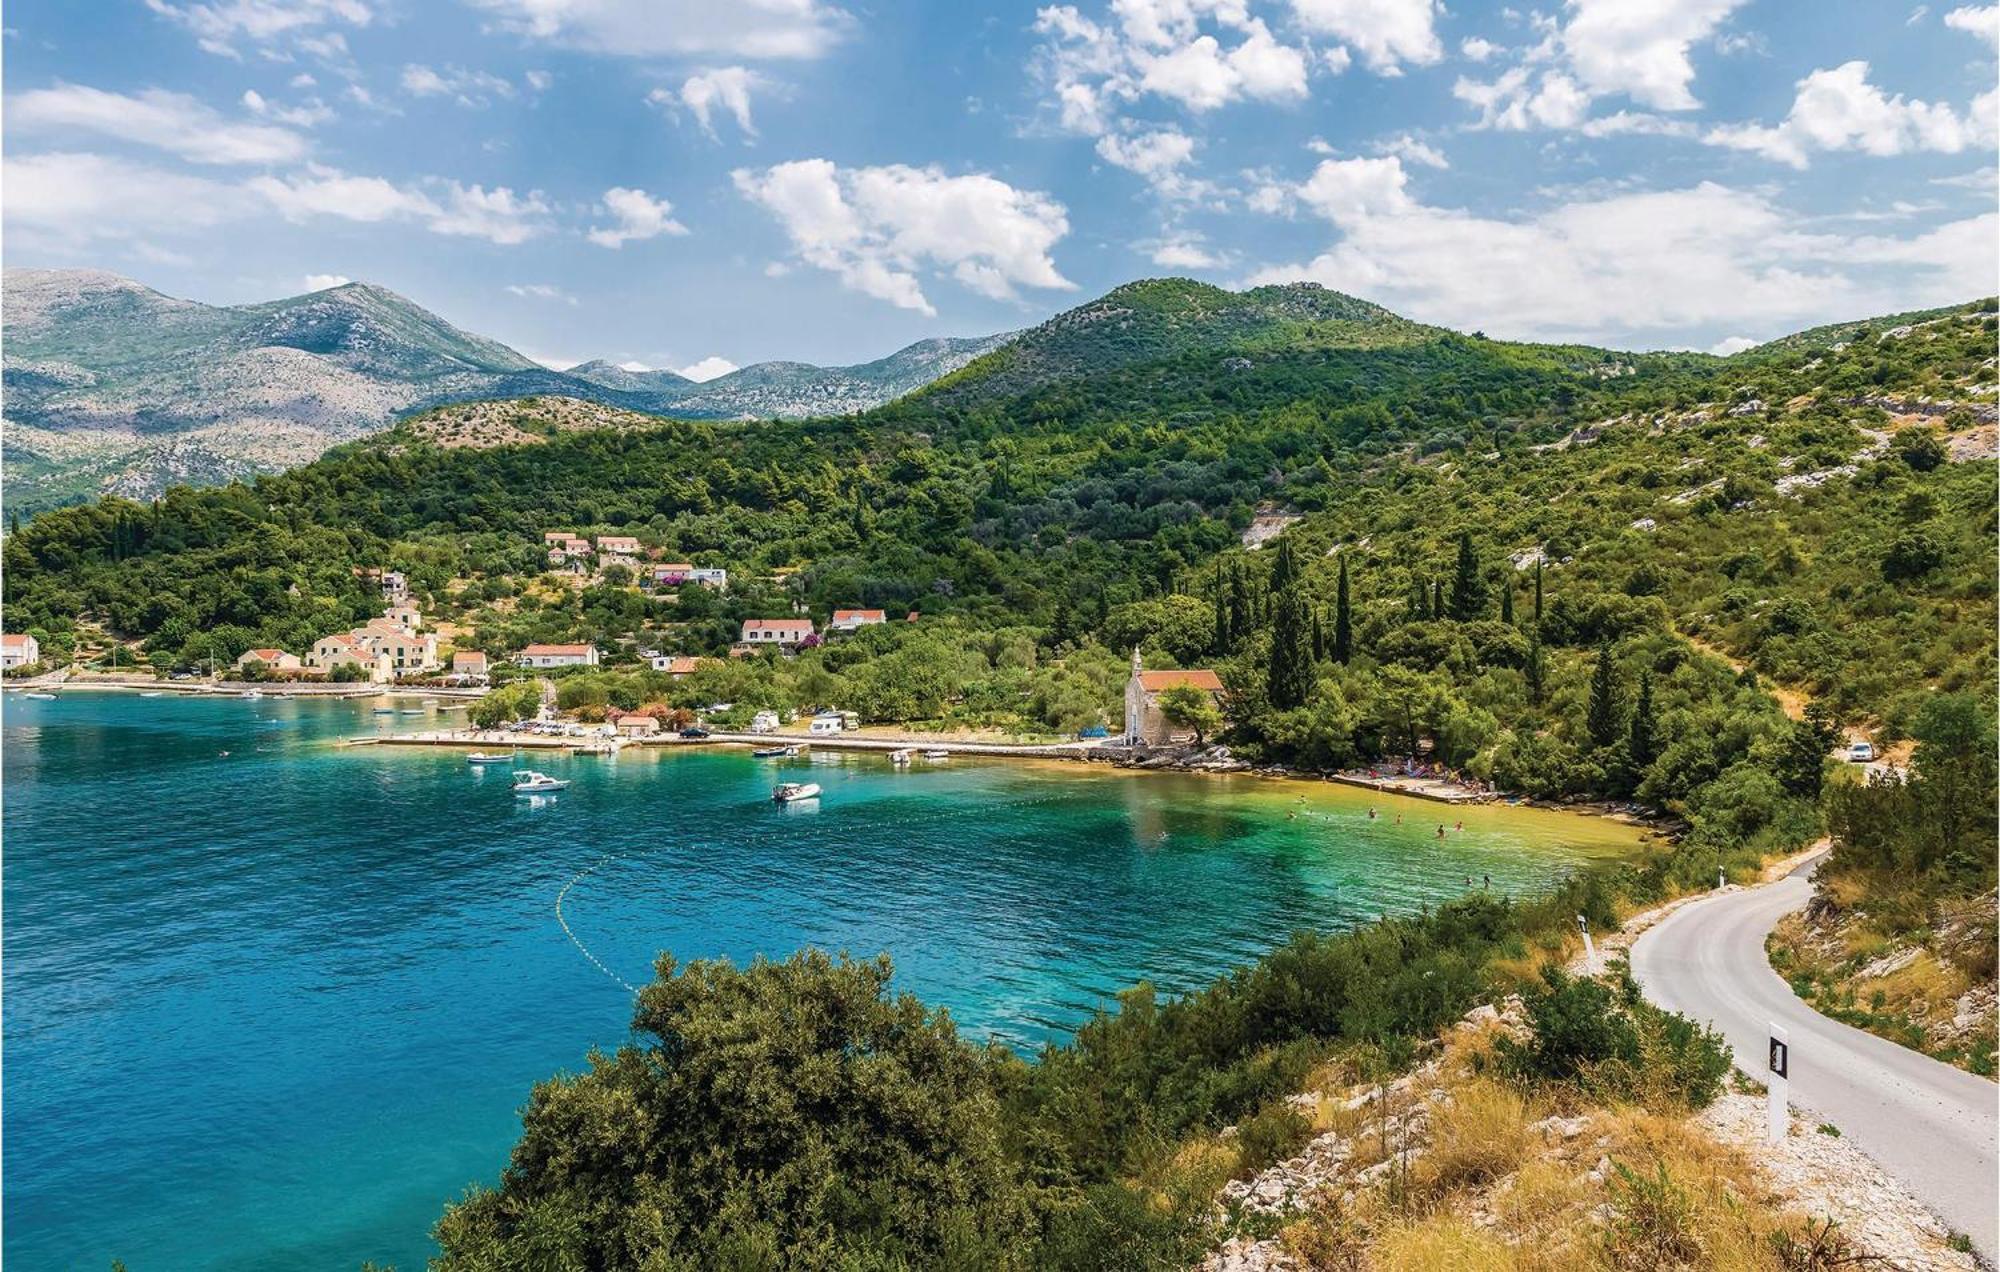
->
xmin=1630 ymin=861 xmax=1999 ymax=1264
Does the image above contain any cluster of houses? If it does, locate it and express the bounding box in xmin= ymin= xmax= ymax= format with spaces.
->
xmin=729 ymin=608 xmax=911 ymax=656
xmin=297 ymin=600 xmax=440 ymax=682
xmin=540 ymin=530 xmax=728 ymax=590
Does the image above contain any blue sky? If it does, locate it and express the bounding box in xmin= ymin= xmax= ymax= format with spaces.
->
xmin=4 ymin=0 xmax=1995 ymax=375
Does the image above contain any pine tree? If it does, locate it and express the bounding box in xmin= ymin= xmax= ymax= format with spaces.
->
xmin=1333 ymin=554 xmax=1353 ymax=663
xmin=1500 ymin=579 xmax=1514 ymax=624
xmin=1628 ymin=668 xmax=1658 ymax=768
xmin=1586 ymin=643 xmax=1624 ymax=751
xmin=1267 ymin=586 xmax=1314 ymax=709
xmin=1448 ymin=531 xmax=1484 ymax=621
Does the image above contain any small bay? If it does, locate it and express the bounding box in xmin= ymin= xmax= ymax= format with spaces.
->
xmin=2 ymin=692 xmax=1643 ymax=1271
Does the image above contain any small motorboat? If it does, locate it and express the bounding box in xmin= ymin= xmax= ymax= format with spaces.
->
xmin=922 ymin=749 xmax=950 ymax=760
xmin=241 ymin=690 xmax=263 ymax=699
xmin=372 ymin=706 xmax=396 ymax=714
xmin=139 ymin=691 xmax=164 ymax=698
xmin=753 ymin=744 xmax=800 ymax=758
xmin=512 ymin=770 xmax=570 ymax=794
xmin=399 ymin=708 xmax=425 ymax=715
xmin=890 ymin=748 xmax=915 ymax=766
xmin=24 ymin=692 xmax=57 ymax=700
xmin=772 ymin=781 xmax=821 ymax=803
xmin=466 ymin=751 xmax=516 ymax=764
xmin=421 ymin=698 xmax=440 ymax=706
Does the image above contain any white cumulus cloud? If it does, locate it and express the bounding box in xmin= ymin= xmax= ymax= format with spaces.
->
xmin=143 ymin=0 xmax=376 ymax=58
xmin=1245 ymin=154 xmax=1998 ymax=346
xmin=1943 ymin=4 xmax=1999 ymax=44
xmin=1705 ymin=61 xmax=1997 ymax=168
xmin=303 ymin=273 xmax=352 ymax=290
xmin=586 ymin=187 xmax=689 ymax=248
xmin=668 ymin=66 xmax=763 ymax=139
xmin=677 ymin=355 xmax=740 ymax=381
xmin=733 ymin=158 xmax=1074 ymax=316
xmin=1286 ymin=0 xmax=1442 ymax=72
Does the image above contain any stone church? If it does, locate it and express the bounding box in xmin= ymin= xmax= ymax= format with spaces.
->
xmin=1121 ymin=648 xmax=1224 ymax=746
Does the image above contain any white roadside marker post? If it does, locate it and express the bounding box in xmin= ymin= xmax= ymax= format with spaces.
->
xmin=1767 ymin=1022 xmax=1790 ymax=1142
xmin=1577 ymin=914 xmax=1598 ymax=975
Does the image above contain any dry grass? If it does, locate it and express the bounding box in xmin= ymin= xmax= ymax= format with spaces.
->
xmin=1417 ymin=1079 xmax=1534 ymax=1195
xmin=1371 ymin=1216 xmax=1524 ymax=1271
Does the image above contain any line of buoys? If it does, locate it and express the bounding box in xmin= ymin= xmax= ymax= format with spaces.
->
xmin=555 ymin=854 xmax=641 ymax=994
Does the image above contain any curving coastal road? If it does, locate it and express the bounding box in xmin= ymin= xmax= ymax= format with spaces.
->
xmin=1630 ymin=860 xmax=2000 ymax=1264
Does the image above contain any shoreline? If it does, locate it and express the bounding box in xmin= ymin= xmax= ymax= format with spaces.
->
xmin=354 ymin=725 xmax=1661 ymax=843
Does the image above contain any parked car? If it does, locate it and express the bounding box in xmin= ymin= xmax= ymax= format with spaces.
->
xmin=680 ymin=726 xmax=711 ymax=739
xmin=1847 ymin=740 xmax=1876 ymax=763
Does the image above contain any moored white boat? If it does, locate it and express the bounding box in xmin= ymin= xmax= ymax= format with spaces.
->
xmin=139 ymin=691 xmax=164 ymax=698
xmin=922 ymin=749 xmax=950 ymax=760
xmin=772 ymin=781 xmax=821 ymax=803
xmin=752 ymin=744 xmax=800 ymax=758
xmin=466 ymin=751 xmax=516 ymax=764
xmin=24 ymin=692 xmax=57 ymax=700
xmin=512 ymin=770 xmax=570 ymax=794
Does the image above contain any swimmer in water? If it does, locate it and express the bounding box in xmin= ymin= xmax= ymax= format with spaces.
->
xmin=1395 ymin=813 xmax=1403 ymax=825
xmin=1436 ymin=824 xmax=1447 ymax=839
xmin=1454 ymin=820 xmax=1463 ymax=831
xmin=1368 ymin=807 xmax=1377 ymax=819
xmin=1483 ymin=874 xmax=1491 ymax=889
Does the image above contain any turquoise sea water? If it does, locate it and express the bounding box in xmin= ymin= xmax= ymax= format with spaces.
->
xmin=2 ymin=692 xmax=1642 ymax=1270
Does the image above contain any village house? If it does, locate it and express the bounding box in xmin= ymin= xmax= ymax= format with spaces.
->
xmin=1 ymin=632 xmax=41 ymax=670
xmin=596 ymin=535 xmax=641 ymax=557
xmin=234 ymin=647 xmax=302 ymax=672
xmin=740 ymin=618 xmax=816 ymax=648
xmin=690 ymin=567 xmax=728 ymax=589
xmin=383 ymin=601 xmax=423 ymax=631
xmin=381 ymin=570 xmax=408 ymax=602
xmin=517 ymin=643 xmax=600 ymax=669
xmin=649 ymin=654 xmax=705 ymax=677
xmin=449 ymin=650 xmax=489 ymax=683
xmin=309 ymin=633 xmax=394 ymax=681
xmin=648 ymin=563 xmax=695 ymax=588
xmin=542 ymin=530 xmax=575 ymax=544
xmin=829 ymin=608 xmax=887 ymax=633
xmin=361 ymin=619 xmax=439 ymax=673
xmin=1121 ymin=650 xmax=1225 ymax=747
xmin=611 ymin=712 xmax=661 ymax=737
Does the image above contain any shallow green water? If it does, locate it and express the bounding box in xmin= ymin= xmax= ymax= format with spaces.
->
xmin=2 ymin=692 xmax=1642 ymax=1270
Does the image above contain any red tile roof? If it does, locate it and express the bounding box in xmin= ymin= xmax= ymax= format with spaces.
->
xmin=521 ymin=643 xmax=594 ymax=655
xmin=1137 ymin=669 xmax=1223 ymax=692
xmin=742 ymin=619 xmax=815 ymax=635
xmin=833 ymin=609 xmax=886 ymax=622
xmin=0 ymin=633 xmax=33 ymax=649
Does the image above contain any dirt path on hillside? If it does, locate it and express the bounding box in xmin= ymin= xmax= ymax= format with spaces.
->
xmin=1680 ymin=632 xmax=1809 ymax=721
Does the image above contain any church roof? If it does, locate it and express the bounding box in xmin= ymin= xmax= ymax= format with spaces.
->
xmin=1137 ymin=669 xmax=1223 ymax=692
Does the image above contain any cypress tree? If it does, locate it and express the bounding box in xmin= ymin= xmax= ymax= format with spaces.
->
xmin=1586 ymin=643 xmax=1624 ymax=750
xmin=1212 ymin=563 xmax=1230 ymax=654
xmin=1526 ymin=633 xmax=1546 ymax=706
xmin=1628 ymin=668 xmax=1659 ymax=768
xmin=1267 ymin=586 xmax=1314 ymax=709
xmin=1448 ymin=531 xmax=1484 ymax=621
xmin=1269 ymin=536 xmax=1303 ymax=594
xmin=1500 ymin=579 xmax=1515 ymax=624
xmin=1532 ymin=558 xmax=1544 ymax=629
xmin=1431 ymin=576 xmax=1445 ymax=619
xmin=1228 ymin=564 xmax=1254 ymax=649
xmin=1333 ymin=554 xmax=1353 ymax=663
xmin=1411 ymin=576 xmax=1431 ymax=620
xmin=1311 ymin=607 xmax=1326 ymax=662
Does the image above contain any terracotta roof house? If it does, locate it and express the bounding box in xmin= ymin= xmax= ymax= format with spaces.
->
xmin=234 ymin=647 xmax=302 ymax=671
xmin=830 ymin=608 xmax=887 ymax=632
xmin=517 ymin=643 xmax=600 ymax=668
xmin=740 ymin=618 xmax=816 ymax=646
xmin=0 ymin=633 xmax=39 ymax=669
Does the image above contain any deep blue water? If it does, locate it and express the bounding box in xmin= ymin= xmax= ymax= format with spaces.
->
xmin=2 ymin=692 xmax=1639 ymax=1270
